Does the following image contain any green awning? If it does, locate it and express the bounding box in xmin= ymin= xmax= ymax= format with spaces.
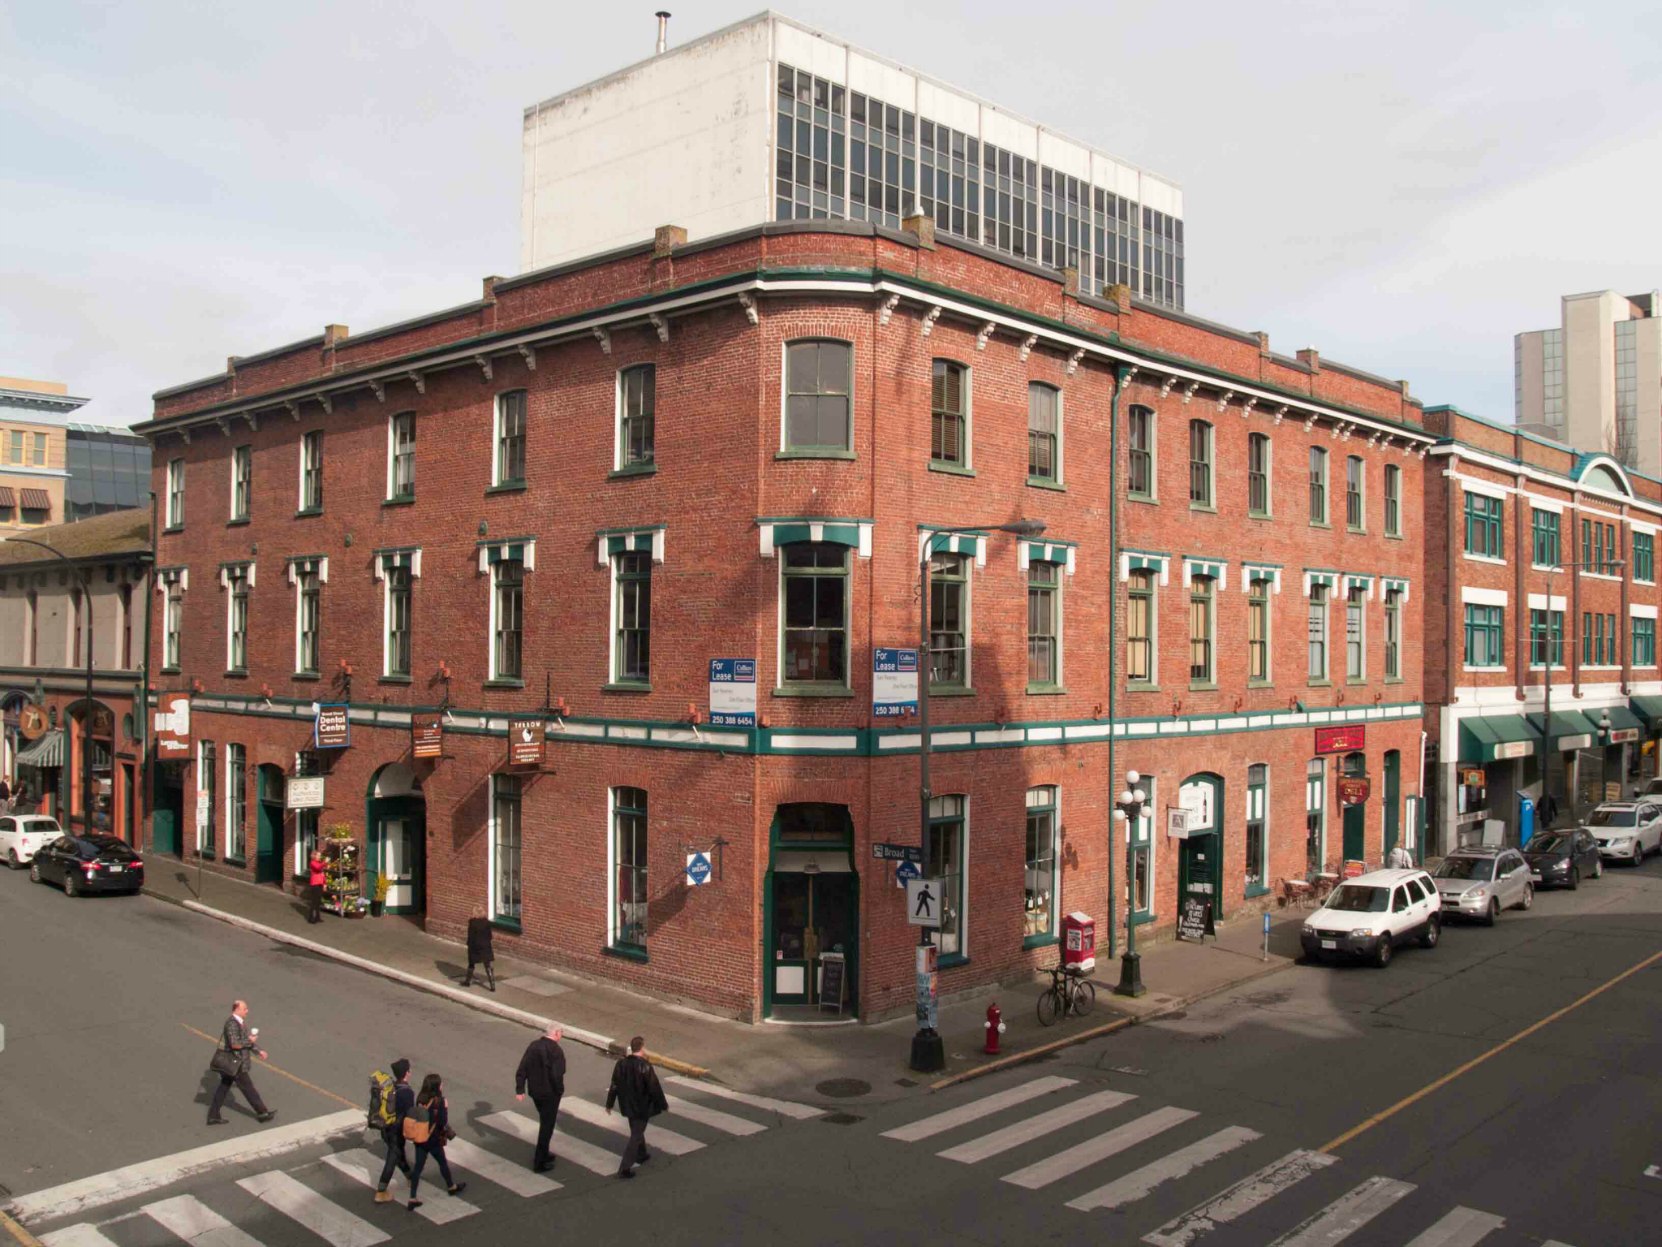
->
xmin=1602 ymin=704 xmax=1646 ymax=740
xmin=1526 ymin=709 xmax=1598 ymax=751
xmin=1631 ymin=695 xmax=1662 ymax=729
xmin=15 ymin=729 xmax=64 ymax=769
xmin=1458 ymin=715 xmax=1538 ymax=764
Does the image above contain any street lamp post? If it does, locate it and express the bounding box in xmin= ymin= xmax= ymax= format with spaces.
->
xmin=909 ymin=517 xmax=1046 ymax=1074
xmin=6 ymin=538 xmax=96 ymax=839
xmin=1539 ymin=558 xmax=1623 ymax=830
xmin=1112 ymin=770 xmax=1148 ymax=997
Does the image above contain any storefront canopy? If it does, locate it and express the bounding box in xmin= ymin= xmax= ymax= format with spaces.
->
xmin=1458 ymin=715 xmax=1538 ymax=764
xmin=1631 ymin=695 xmax=1662 ymax=730
xmin=1525 ymin=710 xmax=1598 ymax=752
xmin=14 ymin=729 xmax=64 ymax=769
xmin=1602 ymin=704 xmax=1646 ymax=742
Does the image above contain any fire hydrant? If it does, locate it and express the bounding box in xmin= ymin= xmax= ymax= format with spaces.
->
xmin=984 ymin=1002 xmax=1006 ymax=1055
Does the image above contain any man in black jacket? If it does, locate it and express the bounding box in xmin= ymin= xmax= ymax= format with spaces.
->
xmin=514 ymin=1025 xmax=567 ymax=1172
xmin=605 ymin=1035 xmax=667 ymax=1180
xmin=374 ymin=1058 xmax=415 ymax=1203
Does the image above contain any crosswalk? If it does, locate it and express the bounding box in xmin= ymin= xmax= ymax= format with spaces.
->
xmin=33 ymin=1082 xmax=820 ymax=1247
xmin=879 ymin=1075 xmax=1572 ymax=1247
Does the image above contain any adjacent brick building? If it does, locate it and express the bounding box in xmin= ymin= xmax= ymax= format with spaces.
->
xmin=136 ymin=221 xmax=1434 ymax=1021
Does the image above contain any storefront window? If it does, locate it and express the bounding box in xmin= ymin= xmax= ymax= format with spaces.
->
xmin=1024 ymin=786 xmax=1058 ymax=944
xmin=1127 ymin=778 xmax=1155 ymax=920
xmin=926 ymin=794 xmax=966 ymax=957
xmin=492 ymin=774 xmax=522 ymax=924
xmin=1305 ymin=758 xmax=1325 ymax=876
xmin=612 ymin=787 xmax=648 ymax=951
xmin=1245 ymin=764 xmax=1267 ymax=893
xmin=225 ymin=743 xmax=246 ymax=861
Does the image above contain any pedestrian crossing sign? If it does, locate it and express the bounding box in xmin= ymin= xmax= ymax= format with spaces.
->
xmin=906 ymin=876 xmax=941 ymax=926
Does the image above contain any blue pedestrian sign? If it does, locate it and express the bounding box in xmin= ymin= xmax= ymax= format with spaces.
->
xmin=895 ymin=859 xmax=922 ymax=890
xmin=685 ymin=851 xmax=713 ymax=887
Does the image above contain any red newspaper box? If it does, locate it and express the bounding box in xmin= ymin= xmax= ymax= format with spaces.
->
xmin=1062 ymin=912 xmax=1096 ymax=973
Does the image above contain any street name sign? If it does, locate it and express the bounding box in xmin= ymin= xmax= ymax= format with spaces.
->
xmin=872 ymin=842 xmax=924 ymax=862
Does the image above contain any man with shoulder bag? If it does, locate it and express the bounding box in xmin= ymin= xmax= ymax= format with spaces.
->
xmin=206 ymin=999 xmax=275 ymax=1126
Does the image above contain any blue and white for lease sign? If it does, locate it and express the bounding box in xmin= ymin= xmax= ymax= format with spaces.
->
xmin=872 ymin=648 xmax=919 ymax=718
xmin=708 ymin=658 xmax=757 ymax=727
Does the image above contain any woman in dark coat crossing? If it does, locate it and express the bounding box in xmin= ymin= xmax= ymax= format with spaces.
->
xmin=463 ymin=913 xmax=495 ymax=991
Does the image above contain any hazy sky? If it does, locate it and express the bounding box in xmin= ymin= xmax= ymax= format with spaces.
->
xmin=4 ymin=1 xmax=1660 ymax=428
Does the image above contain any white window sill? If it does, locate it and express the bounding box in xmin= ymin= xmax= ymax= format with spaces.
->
xmin=1527 ymin=666 xmax=1569 ymax=672
xmin=1633 ymin=663 xmax=1659 ymax=670
xmin=1580 ymin=572 xmax=1622 ymax=582
xmin=1531 ymin=562 xmax=1563 ymax=572
xmin=1463 ymin=553 xmax=1507 ymax=566
xmin=1581 ymin=665 xmax=1621 ymax=672
xmin=1462 ymin=665 xmax=1508 ymax=673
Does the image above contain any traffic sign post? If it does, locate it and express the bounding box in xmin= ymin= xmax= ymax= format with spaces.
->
xmin=906 ymin=876 xmax=942 ymax=927
xmin=1262 ymin=910 xmax=1271 ymax=961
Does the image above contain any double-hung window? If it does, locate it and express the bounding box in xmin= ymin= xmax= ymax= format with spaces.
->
xmin=1346 ymin=456 xmax=1364 ymax=530
xmin=931 ymin=360 xmax=968 ymax=468
xmin=1027 ymin=559 xmax=1062 ymax=688
xmin=1634 ymin=532 xmax=1655 ymax=583
xmin=1247 ymin=433 xmax=1270 ymax=516
xmin=385 ymin=565 xmax=412 ymax=677
xmin=1028 ymin=383 xmax=1060 ymax=483
xmin=619 ymin=365 xmax=655 ymax=469
xmin=926 ymin=794 xmax=966 ymax=958
xmin=1634 ymin=616 xmax=1656 ymax=667
xmin=1126 ymin=777 xmax=1154 ymax=921
xmin=1127 ymin=405 xmax=1154 ymax=499
xmin=491 ymin=559 xmax=524 ymax=681
xmin=1245 ymin=764 xmax=1268 ymax=893
xmin=1583 ymin=612 xmax=1618 ymax=665
xmin=298 ymin=430 xmax=323 ymax=512
xmin=1532 ymin=509 xmax=1561 ymax=567
xmin=1530 ymin=609 xmax=1564 ymax=667
xmin=230 ymin=445 xmax=251 ymax=522
xmin=164 ymin=583 xmax=184 ymax=670
xmin=1126 ymin=570 xmax=1155 ymax=685
xmin=1024 ymin=786 xmax=1059 ymax=946
xmin=1346 ymin=586 xmax=1366 ymax=680
xmin=1188 ymin=420 xmax=1213 ymax=506
xmin=1248 ymin=577 xmax=1272 ymax=683
xmin=613 ymin=551 xmax=652 ymax=685
xmin=1308 ymin=586 xmax=1329 ymax=681
xmin=1384 ymin=589 xmax=1403 ymax=679
xmin=1464 ymin=493 xmax=1503 ymax=558
xmin=295 ymin=569 xmax=321 ymax=675
xmin=388 ymin=411 xmax=416 ymax=499
xmin=784 ymin=340 xmax=852 ymax=453
xmin=495 ymin=391 xmax=527 ymax=486
xmin=781 ymin=543 xmax=849 ymax=687
xmin=197 ymin=740 xmax=216 ymax=856
xmin=492 ymin=774 xmax=522 ymax=925
xmin=1188 ymin=575 xmax=1215 ymax=685
xmin=928 ymin=551 xmax=969 ymax=689
xmin=1464 ymin=604 xmax=1504 ymax=668
xmin=1308 ymin=447 xmax=1327 ymax=524
xmin=611 ymin=787 xmax=648 ymax=952
xmin=166 ymin=458 xmax=185 ymax=528
xmin=226 ymin=565 xmax=251 ymax=673
xmin=1384 ymin=464 xmax=1401 ymax=537
xmin=226 ymin=743 xmax=247 ymax=862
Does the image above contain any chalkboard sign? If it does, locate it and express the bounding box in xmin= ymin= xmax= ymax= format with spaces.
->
xmin=819 ymin=953 xmax=847 ymax=1014
xmin=1177 ymin=897 xmax=1214 ymax=942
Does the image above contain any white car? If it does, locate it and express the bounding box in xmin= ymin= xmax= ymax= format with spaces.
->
xmin=1584 ymin=802 xmax=1662 ymax=865
xmin=1299 ymin=868 xmax=1443 ymax=968
xmin=0 ymin=815 xmax=64 ymax=869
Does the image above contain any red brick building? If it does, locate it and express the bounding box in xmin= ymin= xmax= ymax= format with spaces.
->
xmin=137 ymin=221 xmax=1432 ymax=1021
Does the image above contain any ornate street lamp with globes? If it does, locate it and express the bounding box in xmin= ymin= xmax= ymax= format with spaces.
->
xmin=1112 ymin=771 xmax=1148 ymax=997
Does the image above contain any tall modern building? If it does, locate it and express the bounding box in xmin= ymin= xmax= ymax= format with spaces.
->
xmin=521 ymin=11 xmax=1186 ymax=307
xmin=64 ymin=424 xmax=152 ymax=522
xmin=1515 ymin=291 xmax=1662 ymax=474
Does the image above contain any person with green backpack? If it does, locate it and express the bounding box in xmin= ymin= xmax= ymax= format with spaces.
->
xmin=371 ymin=1059 xmax=415 ymax=1203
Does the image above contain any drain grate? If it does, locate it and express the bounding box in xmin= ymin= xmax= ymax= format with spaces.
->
xmin=819 ymin=1112 xmax=865 ymax=1125
xmin=815 ymin=1077 xmax=872 ymax=1098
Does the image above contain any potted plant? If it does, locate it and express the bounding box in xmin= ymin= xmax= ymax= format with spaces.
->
xmin=370 ymin=875 xmax=390 ymax=917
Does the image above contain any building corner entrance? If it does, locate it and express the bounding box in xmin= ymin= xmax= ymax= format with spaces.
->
xmin=763 ymin=803 xmax=858 ymax=1019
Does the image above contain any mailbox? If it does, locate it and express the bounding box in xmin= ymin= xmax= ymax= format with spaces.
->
xmin=1062 ymin=911 xmax=1096 ymax=973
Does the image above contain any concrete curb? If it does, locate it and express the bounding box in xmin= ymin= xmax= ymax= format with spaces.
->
xmin=0 ymin=1210 xmax=43 ymax=1247
xmin=141 ymin=887 xmax=710 ymax=1079
xmin=929 ymin=956 xmax=1296 ymax=1091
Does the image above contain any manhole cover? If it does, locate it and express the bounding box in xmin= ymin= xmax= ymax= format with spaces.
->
xmin=819 ymin=1112 xmax=865 ymax=1125
xmin=894 ymin=1077 xmax=918 ymax=1088
xmin=815 ymin=1078 xmax=872 ymax=1098
xmin=1161 ymin=1010 xmax=1188 ymax=1021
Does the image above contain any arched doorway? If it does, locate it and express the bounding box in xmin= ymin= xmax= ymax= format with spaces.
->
xmin=1341 ymin=751 xmax=1368 ymax=862
xmin=366 ymin=763 xmax=426 ymax=916
xmin=1177 ymin=772 xmax=1224 ymax=922
xmin=254 ymin=764 xmax=286 ymax=884
xmin=763 ymin=803 xmax=858 ymax=1019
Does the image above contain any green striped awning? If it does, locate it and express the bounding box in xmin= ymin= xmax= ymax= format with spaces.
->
xmin=599 ymin=527 xmax=665 ymax=562
xmin=15 ymin=729 xmax=64 ymax=769
xmin=1383 ymin=577 xmax=1410 ymax=598
xmin=1305 ymin=570 xmax=1338 ymax=592
xmin=1526 ymin=710 xmax=1597 ymax=752
xmin=476 ymin=538 xmax=536 ymax=573
xmin=1631 ymin=695 xmax=1662 ymax=729
xmin=1345 ymin=573 xmax=1375 ymax=594
xmin=1457 ymin=715 xmax=1537 ymax=764
xmin=1123 ymin=551 xmax=1169 ymax=574
xmin=920 ymin=529 xmax=983 ymax=558
xmin=376 ymin=547 xmax=421 ymax=578
xmin=1602 ymin=704 xmax=1646 ymax=742
xmin=770 ymin=522 xmax=863 ymax=548
xmin=1184 ymin=557 xmax=1225 ymax=585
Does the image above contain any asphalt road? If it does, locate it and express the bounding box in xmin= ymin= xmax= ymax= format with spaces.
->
xmin=4 ymin=852 xmax=1660 ymax=1246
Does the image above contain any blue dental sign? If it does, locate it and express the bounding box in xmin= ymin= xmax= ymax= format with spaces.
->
xmin=708 ymin=658 xmax=757 ymax=727
xmin=872 ymin=647 xmax=920 ymax=718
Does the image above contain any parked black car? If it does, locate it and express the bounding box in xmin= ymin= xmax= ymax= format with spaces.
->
xmin=1522 ymin=828 xmax=1602 ymax=889
xmin=29 ymin=834 xmax=144 ymax=897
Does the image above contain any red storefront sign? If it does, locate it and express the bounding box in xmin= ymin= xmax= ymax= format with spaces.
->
xmin=153 ymin=692 xmax=191 ymax=758
xmin=1336 ymin=777 xmax=1371 ymax=806
xmin=411 ymin=713 xmax=443 ymax=759
xmin=506 ymin=719 xmax=546 ymax=769
xmin=1315 ymin=724 xmax=1366 ymax=754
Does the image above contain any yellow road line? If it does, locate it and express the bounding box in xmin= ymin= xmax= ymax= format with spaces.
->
xmin=181 ymin=1024 xmax=358 ymax=1110
xmin=0 ymin=1210 xmax=44 ymax=1247
xmin=1321 ymin=947 xmax=1662 ymax=1153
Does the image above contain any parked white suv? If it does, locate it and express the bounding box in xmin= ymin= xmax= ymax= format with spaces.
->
xmin=0 ymin=815 xmax=63 ymax=868
xmin=1300 ymin=868 xmax=1442 ymax=968
xmin=1584 ymin=802 xmax=1662 ymax=865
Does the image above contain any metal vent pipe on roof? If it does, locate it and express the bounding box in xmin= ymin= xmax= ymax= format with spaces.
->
xmin=655 ymin=11 xmax=670 ymax=55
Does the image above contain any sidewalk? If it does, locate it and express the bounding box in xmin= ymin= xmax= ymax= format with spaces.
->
xmin=141 ymin=867 xmax=1302 ymax=1103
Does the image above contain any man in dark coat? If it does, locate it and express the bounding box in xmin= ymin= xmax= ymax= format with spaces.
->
xmin=462 ymin=914 xmax=495 ymax=991
xmin=207 ymin=999 xmax=276 ymax=1125
xmin=605 ymin=1035 xmax=667 ymax=1179
xmin=514 ymin=1025 xmax=567 ymax=1172
xmin=374 ymin=1058 xmax=415 ymax=1203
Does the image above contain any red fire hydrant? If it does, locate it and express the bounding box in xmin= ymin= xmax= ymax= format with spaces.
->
xmin=984 ymin=1002 xmax=1006 ymax=1055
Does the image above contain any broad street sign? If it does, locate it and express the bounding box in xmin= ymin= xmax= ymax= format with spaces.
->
xmin=872 ymin=842 xmax=924 ymax=863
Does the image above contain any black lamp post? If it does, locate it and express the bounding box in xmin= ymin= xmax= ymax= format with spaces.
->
xmin=1112 ymin=770 xmax=1148 ymax=997
xmin=909 ymin=516 xmax=1046 ymax=1073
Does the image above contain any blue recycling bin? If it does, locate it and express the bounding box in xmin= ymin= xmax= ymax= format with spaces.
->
xmin=1518 ymin=794 xmax=1536 ymax=849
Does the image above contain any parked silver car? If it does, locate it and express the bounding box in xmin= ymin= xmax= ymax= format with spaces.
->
xmin=1432 ymin=848 xmax=1533 ymax=924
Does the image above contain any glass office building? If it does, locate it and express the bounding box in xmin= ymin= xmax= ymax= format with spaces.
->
xmin=64 ymin=423 xmax=150 ymax=521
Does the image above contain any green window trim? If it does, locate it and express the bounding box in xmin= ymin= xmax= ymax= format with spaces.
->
xmin=1464 ymin=603 xmax=1505 ymax=667
xmin=1531 ymin=509 xmax=1561 ymax=568
xmin=1633 ymin=617 xmax=1657 ymax=667
xmin=1463 ymin=493 xmax=1504 ymax=559
xmin=784 ymin=339 xmax=854 ymax=454
xmin=1024 ymin=785 xmax=1059 ymax=947
xmin=1634 ymin=532 xmax=1655 ymax=583
xmin=611 ymin=786 xmax=649 ymax=954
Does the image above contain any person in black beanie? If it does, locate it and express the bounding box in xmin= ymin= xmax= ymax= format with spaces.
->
xmin=374 ymin=1058 xmax=415 ymax=1203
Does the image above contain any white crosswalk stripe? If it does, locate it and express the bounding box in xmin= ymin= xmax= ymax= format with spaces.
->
xmin=1003 ymin=1105 xmax=1198 ymax=1190
xmin=665 ymin=1094 xmax=768 ymax=1136
xmin=1270 ymin=1176 xmax=1415 ymax=1246
xmin=1143 ymin=1149 xmax=1339 ymax=1247
xmin=937 ymin=1088 xmax=1135 ymax=1163
xmin=1404 ymin=1206 xmax=1506 ymax=1247
xmin=442 ymin=1137 xmax=561 ymax=1197
xmin=40 ymin=1227 xmax=121 ymax=1247
xmin=883 ymin=1075 xmax=1078 ymax=1143
xmin=237 ymin=1170 xmax=390 ymax=1247
xmin=320 ymin=1149 xmax=478 ymax=1223
xmin=558 ymin=1097 xmax=706 ymax=1154
xmin=1067 ymin=1126 xmax=1261 ymax=1212
xmin=144 ymin=1194 xmax=265 ymax=1247
xmin=665 ymin=1075 xmax=824 ymax=1119
xmin=481 ymin=1110 xmax=626 ymax=1177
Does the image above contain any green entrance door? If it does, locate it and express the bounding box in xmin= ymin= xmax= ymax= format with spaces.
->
xmin=1342 ymin=751 xmax=1367 ymax=862
xmin=254 ymin=765 xmax=284 ymax=884
xmin=1176 ymin=773 xmax=1223 ymax=922
xmin=1382 ymin=751 xmax=1401 ymax=859
xmin=153 ymin=768 xmax=185 ymax=857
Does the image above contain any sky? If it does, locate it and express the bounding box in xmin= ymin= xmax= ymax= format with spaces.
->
xmin=4 ymin=0 xmax=1660 ymax=428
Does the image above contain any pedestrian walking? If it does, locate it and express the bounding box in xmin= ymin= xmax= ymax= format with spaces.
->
xmin=514 ymin=1024 xmax=567 ymax=1172
xmin=306 ymin=847 xmax=327 ymax=924
xmin=205 ymin=999 xmax=276 ymax=1126
xmin=1537 ymin=790 xmax=1559 ymax=830
xmin=372 ymin=1058 xmax=415 ymax=1203
xmin=462 ymin=914 xmax=495 ymax=991
xmin=0 ymin=776 xmax=12 ymax=814
xmin=605 ymin=1035 xmax=667 ymax=1180
xmin=405 ymin=1073 xmax=467 ymax=1211
xmin=1387 ymin=842 xmax=1413 ymax=870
